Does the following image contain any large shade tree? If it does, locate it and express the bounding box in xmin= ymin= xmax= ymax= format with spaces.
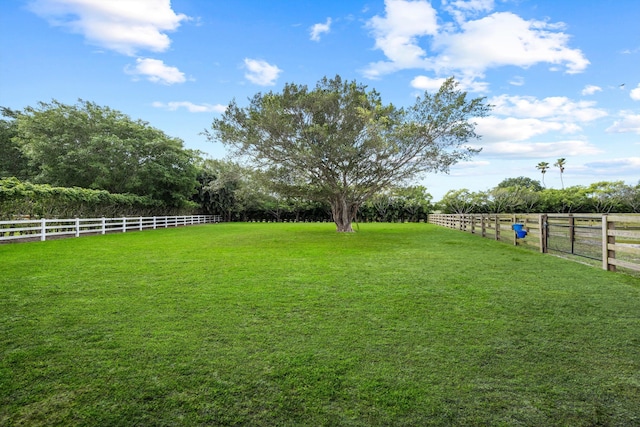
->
xmin=11 ymin=99 xmax=199 ymax=208
xmin=207 ymin=76 xmax=490 ymax=232
xmin=0 ymin=108 xmax=29 ymax=180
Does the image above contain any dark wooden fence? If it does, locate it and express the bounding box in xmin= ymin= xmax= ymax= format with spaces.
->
xmin=428 ymin=214 xmax=640 ymax=273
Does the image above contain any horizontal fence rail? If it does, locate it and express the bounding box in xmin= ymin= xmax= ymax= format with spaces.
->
xmin=603 ymin=215 xmax=640 ymax=272
xmin=0 ymin=215 xmax=222 ymax=243
xmin=428 ymin=213 xmax=640 ymax=273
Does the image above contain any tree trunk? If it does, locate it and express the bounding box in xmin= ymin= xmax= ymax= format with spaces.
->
xmin=330 ymin=195 xmax=357 ymax=232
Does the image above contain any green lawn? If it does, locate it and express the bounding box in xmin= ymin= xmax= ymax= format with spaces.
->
xmin=1 ymin=223 xmax=639 ymax=426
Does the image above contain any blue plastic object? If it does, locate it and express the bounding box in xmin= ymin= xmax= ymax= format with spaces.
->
xmin=512 ymin=223 xmax=527 ymax=238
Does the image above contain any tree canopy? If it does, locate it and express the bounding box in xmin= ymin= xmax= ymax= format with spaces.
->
xmin=0 ymin=108 xmax=29 ymax=180
xmin=436 ymin=180 xmax=640 ymax=214
xmin=7 ymin=100 xmax=199 ymax=208
xmin=206 ymin=75 xmax=490 ymax=231
xmin=497 ymin=176 xmax=543 ymax=192
xmin=5 ymin=96 xmax=637 ymax=221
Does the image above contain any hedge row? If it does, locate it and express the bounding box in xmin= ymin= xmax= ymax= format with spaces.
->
xmin=0 ymin=178 xmax=194 ymax=220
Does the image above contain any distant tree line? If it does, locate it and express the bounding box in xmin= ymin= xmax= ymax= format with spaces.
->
xmin=0 ymin=100 xmax=431 ymax=221
xmin=437 ymin=176 xmax=640 ymax=214
xmin=191 ymin=159 xmax=433 ymax=223
xmin=1 ymin=99 xmax=435 ymax=222
xmin=2 ymin=100 xmax=637 ymax=221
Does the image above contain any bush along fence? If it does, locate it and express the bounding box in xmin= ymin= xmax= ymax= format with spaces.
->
xmin=0 ymin=215 xmax=222 ymax=243
xmin=0 ymin=178 xmax=199 ymax=220
xmin=428 ymin=213 xmax=640 ymax=274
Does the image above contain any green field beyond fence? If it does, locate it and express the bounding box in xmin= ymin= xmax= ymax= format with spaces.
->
xmin=1 ymin=223 xmax=639 ymax=426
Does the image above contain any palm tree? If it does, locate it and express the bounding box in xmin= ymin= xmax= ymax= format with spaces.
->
xmin=536 ymin=161 xmax=550 ymax=187
xmin=554 ymin=158 xmax=566 ymax=189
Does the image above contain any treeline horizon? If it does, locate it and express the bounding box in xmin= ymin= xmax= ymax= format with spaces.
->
xmin=2 ymin=100 xmax=638 ymax=221
xmin=3 ymin=173 xmax=639 ymax=222
xmin=437 ymin=176 xmax=640 ymax=215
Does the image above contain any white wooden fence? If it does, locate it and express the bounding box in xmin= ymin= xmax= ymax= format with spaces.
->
xmin=0 ymin=215 xmax=222 ymax=243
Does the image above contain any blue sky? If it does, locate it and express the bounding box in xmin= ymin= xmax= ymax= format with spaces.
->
xmin=1 ymin=0 xmax=639 ymax=200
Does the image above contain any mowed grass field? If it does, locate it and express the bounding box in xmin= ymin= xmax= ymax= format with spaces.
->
xmin=1 ymin=223 xmax=639 ymax=426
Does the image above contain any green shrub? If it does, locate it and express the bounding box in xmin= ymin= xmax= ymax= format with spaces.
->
xmin=0 ymin=177 xmax=194 ymax=219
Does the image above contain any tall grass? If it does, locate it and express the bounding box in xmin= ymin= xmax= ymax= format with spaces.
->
xmin=1 ymin=223 xmax=639 ymax=426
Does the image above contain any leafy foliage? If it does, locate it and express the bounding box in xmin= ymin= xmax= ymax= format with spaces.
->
xmin=193 ymin=159 xmax=264 ymax=221
xmin=0 ymin=177 xmax=189 ymax=219
xmin=8 ymin=100 xmax=199 ymax=208
xmin=0 ymin=108 xmax=29 ymax=180
xmin=497 ymin=176 xmax=543 ymax=192
xmin=360 ymin=186 xmax=433 ymax=222
xmin=437 ymin=180 xmax=640 ymax=214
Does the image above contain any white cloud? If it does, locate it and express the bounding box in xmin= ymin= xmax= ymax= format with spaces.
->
xmin=460 ymin=93 xmax=614 ymax=163
xmin=467 ymin=95 xmax=609 ymax=161
xmin=365 ymin=0 xmax=438 ymax=77
xmin=586 ymin=157 xmax=640 ymax=168
xmin=410 ymin=75 xmax=488 ymax=92
xmin=310 ymin=18 xmax=332 ymax=41
xmin=28 ymin=0 xmax=189 ymax=56
xmin=152 ymin=101 xmax=226 ymax=113
xmin=243 ymin=58 xmax=282 ymax=86
xmin=475 ymin=116 xmax=578 ymax=143
xmin=584 ymin=157 xmax=640 ymax=173
xmin=630 ymin=83 xmax=640 ymax=101
xmin=125 ymin=58 xmax=186 ymax=85
xmin=451 ymin=160 xmax=491 ymax=169
xmin=432 ymin=13 xmax=588 ymax=76
xmin=364 ymin=2 xmax=588 ymax=87
xmin=580 ymin=157 xmax=640 ymax=180
xmin=581 ymin=85 xmax=602 ymax=96
xmin=489 ymin=95 xmax=607 ymax=122
xmin=443 ymin=0 xmax=494 ymax=24
xmin=410 ymin=76 xmax=448 ymax=91
xmin=509 ymin=76 xmax=525 ymax=86
xmin=606 ymin=111 xmax=640 ymax=134
xmin=477 ymin=140 xmax=603 ymax=158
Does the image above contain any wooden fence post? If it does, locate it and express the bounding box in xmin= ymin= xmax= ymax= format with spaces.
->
xmin=481 ymin=215 xmax=486 ymax=237
xmin=75 ymin=218 xmax=80 ymax=237
xmin=495 ymin=216 xmax=500 ymax=240
xmin=539 ymin=214 xmax=547 ymax=253
xmin=568 ymin=214 xmax=575 ymax=255
xmin=41 ymin=218 xmax=46 ymax=241
xmin=602 ymin=215 xmax=616 ymax=272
